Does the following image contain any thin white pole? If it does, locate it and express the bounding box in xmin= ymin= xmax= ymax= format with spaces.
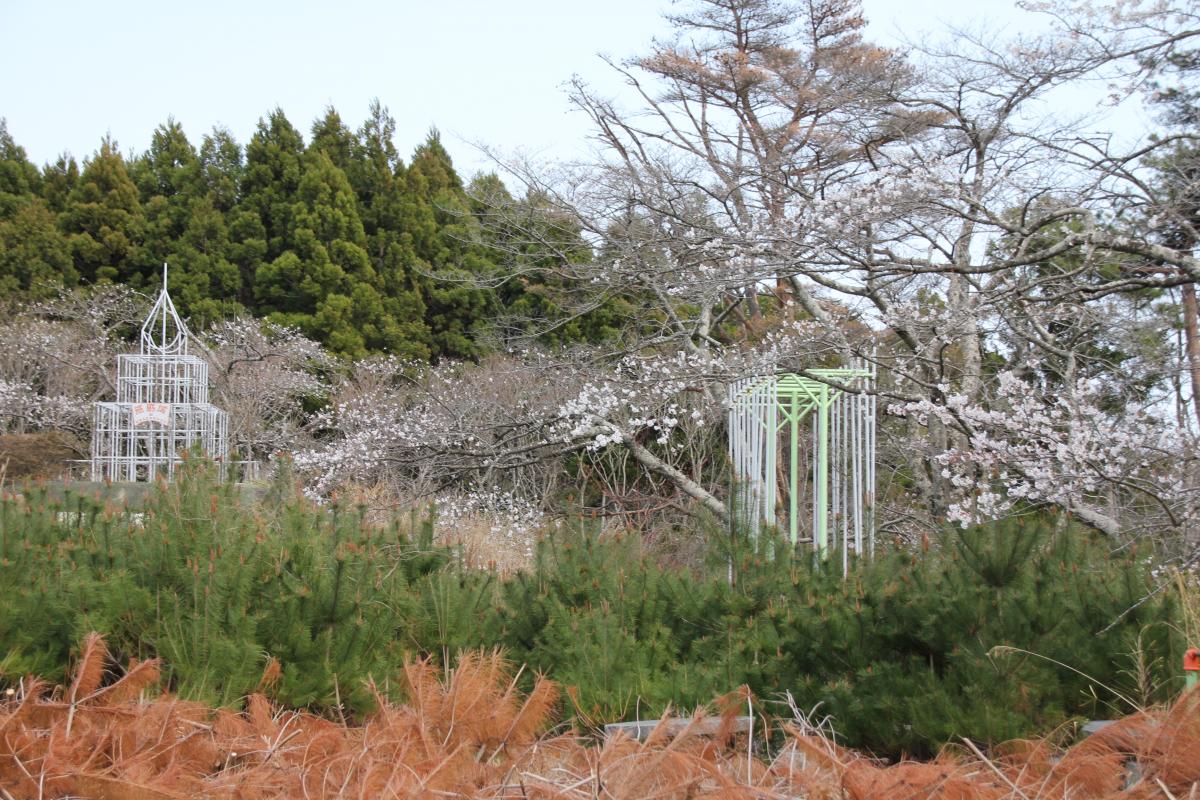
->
xmin=766 ymin=382 xmax=777 ymax=529
xmin=868 ymin=379 xmax=876 ymax=559
xmin=811 ymin=408 xmax=818 ymax=545
xmin=853 ymin=382 xmax=863 ymax=557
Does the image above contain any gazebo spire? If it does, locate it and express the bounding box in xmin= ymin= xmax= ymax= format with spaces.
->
xmin=140 ymin=262 xmax=189 ymax=355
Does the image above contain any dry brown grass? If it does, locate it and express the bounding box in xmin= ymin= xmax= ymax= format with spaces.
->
xmin=336 ymin=481 xmax=541 ymax=575
xmin=433 ymin=513 xmax=539 ymax=575
xmin=1 ymin=635 xmax=1199 ymax=799
xmin=0 ymin=432 xmax=84 ymax=481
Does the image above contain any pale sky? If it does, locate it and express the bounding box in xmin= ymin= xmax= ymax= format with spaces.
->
xmin=0 ymin=0 xmax=1154 ymax=178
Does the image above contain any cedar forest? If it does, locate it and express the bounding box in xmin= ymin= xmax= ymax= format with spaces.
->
xmin=0 ymin=105 xmax=607 ymax=360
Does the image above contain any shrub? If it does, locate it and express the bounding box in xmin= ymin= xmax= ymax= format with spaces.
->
xmin=0 ymin=466 xmax=1183 ymax=757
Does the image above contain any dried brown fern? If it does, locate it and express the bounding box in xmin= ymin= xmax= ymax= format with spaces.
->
xmin=245 ymin=692 xmax=278 ymax=740
xmin=69 ymin=632 xmax=109 ymax=704
xmin=6 ymin=633 xmax=1200 ymax=799
xmin=256 ymin=657 xmax=282 ymax=694
xmin=505 ymin=673 xmax=559 ymax=748
xmin=90 ymin=658 xmax=162 ymax=706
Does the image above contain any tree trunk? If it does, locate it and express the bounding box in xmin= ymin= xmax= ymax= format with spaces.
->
xmin=1181 ymin=280 xmax=1200 ymax=429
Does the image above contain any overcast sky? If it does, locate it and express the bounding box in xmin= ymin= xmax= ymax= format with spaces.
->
xmin=0 ymin=0 xmax=1155 ymax=177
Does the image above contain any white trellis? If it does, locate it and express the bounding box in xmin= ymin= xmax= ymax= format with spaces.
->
xmin=90 ymin=267 xmax=231 ymax=481
xmin=728 ymin=364 xmax=876 ymax=568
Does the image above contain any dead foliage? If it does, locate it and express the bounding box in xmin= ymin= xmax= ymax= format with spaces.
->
xmin=786 ymin=689 xmax=1200 ymax=800
xmin=0 ymin=432 xmax=83 ymax=481
xmin=0 ymin=636 xmax=1198 ymax=799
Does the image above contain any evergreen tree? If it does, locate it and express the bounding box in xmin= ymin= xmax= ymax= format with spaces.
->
xmin=0 ymin=120 xmax=73 ymax=296
xmin=131 ymin=118 xmax=202 ymax=202
xmin=346 ymin=101 xmax=433 ymax=360
xmin=0 ymin=119 xmax=41 ymax=218
xmin=132 ymin=121 xmax=200 ymax=277
xmin=0 ymin=199 xmax=75 ymax=297
xmin=61 ymin=137 xmax=144 ymax=284
xmin=201 ymin=127 xmax=265 ymax=309
xmin=241 ymin=109 xmax=305 ymax=264
xmin=309 ymin=107 xmax=356 ymax=173
xmin=168 ymin=195 xmax=243 ymax=325
xmin=198 ymin=127 xmax=243 ymax=213
xmin=236 ymin=109 xmax=308 ymax=325
xmin=255 ymin=149 xmax=380 ymax=356
xmin=470 ymin=175 xmax=625 ymax=345
xmin=406 ymin=130 xmax=496 ymax=359
xmin=0 ymin=109 xmax=549 ymax=360
xmin=40 ymin=154 xmax=79 ymax=216
xmin=130 ymin=121 xmax=243 ymax=324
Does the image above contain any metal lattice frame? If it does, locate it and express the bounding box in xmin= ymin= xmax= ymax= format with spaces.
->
xmin=90 ymin=266 xmax=231 ymax=481
xmin=728 ymin=366 xmax=876 ymax=566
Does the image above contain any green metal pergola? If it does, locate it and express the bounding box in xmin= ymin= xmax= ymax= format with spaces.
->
xmin=728 ymin=367 xmax=876 ymax=567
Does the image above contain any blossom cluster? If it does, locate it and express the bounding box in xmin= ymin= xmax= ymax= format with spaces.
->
xmin=891 ymin=371 xmax=1195 ymax=531
xmin=0 ymin=378 xmax=85 ymax=435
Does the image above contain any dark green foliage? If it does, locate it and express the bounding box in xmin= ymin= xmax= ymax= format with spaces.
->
xmin=0 ymin=462 xmax=458 ymax=709
xmin=492 ymin=517 xmax=1181 ymax=757
xmin=0 ymin=468 xmax=1182 ymax=758
xmin=342 ymin=101 xmax=433 ymax=361
xmin=0 ymin=198 xmax=74 ymax=297
xmin=39 ymin=154 xmax=79 ymax=216
xmin=129 ymin=120 xmax=244 ymax=325
xmin=0 ymin=107 xmax=570 ymax=359
xmin=61 ymin=137 xmax=144 ymax=285
xmin=470 ymin=176 xmax=629 ymax=347
xmin=405 ymin=130 xmax=498 ymax=360
xmin=0 ymin=120 xmax=42 ymax=216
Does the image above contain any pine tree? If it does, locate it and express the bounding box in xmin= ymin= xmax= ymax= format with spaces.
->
xmin=199 ymin=127 xmax=265 ymax=310
xmin=198 ymin=127 xmax=243 ymax=213
xmin=471 ymin=175 xmax=625 ymax=345
xmin=0 ymin=199 xmax=75 ymax=297
xmin=170 ymin=127 xmax=251 ymax=322
xmin=131 ymin=121 xmax=212 ymax=311
xmin=40 ymin=154 xmax=79 ymax=216
xmin=309 ymin=107 xmax=356 ymax=173
xmin=132 ymin=119 xmax=202 ymax=201
xmin=255 ymin=149 xmax=379 ymax=356
xmin=169 ymin=195 xmax=243 ymax=324
xmin=131 ymin=122 xmax=244 ymax=323
xmin=0 ymin=119 xmax=41 ymax=218
xmin=241 ymin=109 xmax=305 ymax=265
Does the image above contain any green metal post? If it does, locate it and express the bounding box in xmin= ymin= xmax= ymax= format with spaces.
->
xmin=789 ymin=391 xmax=800 ymax=545
xmin=816 ymin=385 xmax=829 ymax=556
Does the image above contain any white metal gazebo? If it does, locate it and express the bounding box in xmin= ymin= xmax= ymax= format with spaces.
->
xmin=90 ymin=267 xmax=229 ymax=481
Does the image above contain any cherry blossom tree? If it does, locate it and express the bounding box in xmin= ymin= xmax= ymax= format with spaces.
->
xmin=196 ymin=317 xmax=332 ymax=463
xmin=452 ymin=0 xmax=1200 ymax=546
